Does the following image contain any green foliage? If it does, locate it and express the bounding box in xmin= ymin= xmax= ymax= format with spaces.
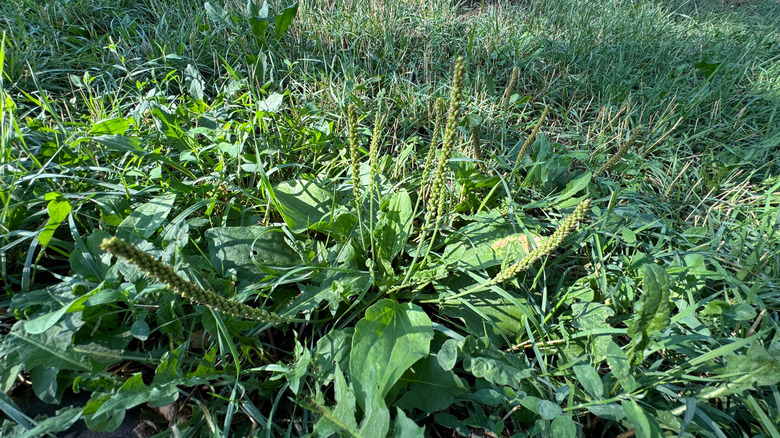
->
xmin=626 ymin=263 xmax=673 ymax=363
xmin=2 ymin=0 xmax=779 ymax=436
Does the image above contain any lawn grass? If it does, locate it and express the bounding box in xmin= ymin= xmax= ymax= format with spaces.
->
xmin=1 ymin=0 xmax=779 ymax=436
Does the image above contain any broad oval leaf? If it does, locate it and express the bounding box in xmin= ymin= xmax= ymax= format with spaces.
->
xmin=350 ymin=299 xmax=434 ymax=404
xmin=273 ymin=179 xmax=334 ymax=232
xmin=205 ymin=226 xmax=301 ymax=285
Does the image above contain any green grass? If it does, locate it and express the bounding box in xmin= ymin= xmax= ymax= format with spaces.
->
xmin=1 ymin=0 xmax=779 ymax=436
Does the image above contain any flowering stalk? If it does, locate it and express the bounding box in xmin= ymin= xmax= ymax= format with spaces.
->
xmin=369 ymin=109 xmax=384 ymax=200
xmin=502 ymin=67 xmax=518 ymax=110
xmin=515 ymin=104 xmax=549 ymax=168
xmin=470 ymin=125 xmax=485 ymax=171
xmin=595 ymin=126 xmax=644 ymax=177
xmin=347 ymin=103 xmax=362 ymax=206
xmin=422 ymin=56 xmax=465 ymax=233
xmin=490 ymin=198 xmax=591 ymax=284
xmin=401 ymin=58 xmax=466 ymax=288
xmin=101 ymin=237 xmax=294 ymax=323
xmin=422 ymin=198 xmax=591 ymax=304
xmin=420 ymin=99 xmax=445 ymax=201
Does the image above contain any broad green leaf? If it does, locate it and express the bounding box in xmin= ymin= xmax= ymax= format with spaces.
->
xmin=184 ymin=64 xmax=204 ymax=101
xmin=273 ymin=179 xmax=333 ymax=232
xmin=726 ymin=342 xmax=780 ymax=387
xmin=116 ymin=194 xmax=176 ymax=241
xmin=216 ymin=142 xmax=239 ymax=158
xmin=130 ymin=320 xmax=150 ymax=341
xmin=349 ymin=301 xmax=431 ymax=435
xmin=357 ymin=373 xmax=390 ymax=437
xmin=622 ymin=399 xmax=664 ymax=438
xmin=461 ymin=336 xmax=531 ymax=388
xmin=606 ymin=341 xmax=636 ymax=392
xmin=626 ymin=263 xmax=671 ymax=363
xmin=258 ymin=92 xmax=283 ymax=113
xmin=573 ymin=364 xmax=603 ymax=400
xmin=247 ymin=0 xmax=269 ymax=18
xmin=25 ymin=293 xmax=91 ymax=335
xmin=586 ymin=403 xmax=626 ymax=421
xmin=375 ymin=189 xmax=413 ymax=263
xmin=4 ymin=322 xmax=92 ymax=372
xmin=287 ymin=339 xmax=312 ymax=395
xmin=30 ymin=366 xmax=59 ymax=403
xmin=571 ymin=302 xmax=614 ymax=330
xmin=313 ymin=365 xmax=359 ymax=438
xmin=434 ymin=413 xmax=470 ymax=436
xmin=89 ymin=134 xmax=147 ymax=156
xmin=94 ymin=373 xmax=179 ymax=417
xmin=702 ymin=300 xmax=757 ymax=321
xmin=312 ymin=328 xmax=353 ymax=384
xmin=205 ymin=226 xmax=301 ymax=284
xmin=395 ymin=356 xmax=468 ymax=413
xmin=89 ymin=117 xmax=129 ymax=135
xmin=153 ymin=347 xmax=186 ymax=386
xmin=17 ymin=407 xmax=82 ymax=438
xmin=554 ymin=171 xmax=592 ymax=205
xmin=393 ymin=408 xmax=424 ymax=438
xmin=440 ymin=274 xmax=530 ymax=342
xmin=441 ymin=212 xmax=539 ymax=271
xmin=274 ymin=2 xmax=299 ymax=39
xmin=571 ymin=301 xmax=614 ymax=358
xmin=350 ymin=299 xmax=433 ymax=403
xmin=550 ymin=415 xmax=578 ymax=437
xmin=250 ymin=16 xmax=268 ymax=39
xmin=69 ymin=229 xmax=112 ymax=282
xmin=437 ymin=339 xmax=459 ymax=371
xmin=521 ymin=396 xmax=562 ymax=420
xmin=700 ymin=342 xmax=780 ymax=398
xmin=204 ymin=1 xmax=230 ymax=26
xmin=83 ymin=393 xmax=126 ymax=432
xmin=694 ymin=59 xmax=722 ymax=80
xmin=39 ymin=194 xmax=71 ymax=248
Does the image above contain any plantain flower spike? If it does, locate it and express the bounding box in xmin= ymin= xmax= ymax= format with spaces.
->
xmin=595 ymin=126 xmax=644 ymax=177
xmin=491 ymin=198 xmax=591 ymax=284
xmin=101 ymin=237 xmax=292 ymax=323
xmin=348 ymin=103 xmax=362 ymax=205
xmin=424 ymin=56 xmax=466 ymax=230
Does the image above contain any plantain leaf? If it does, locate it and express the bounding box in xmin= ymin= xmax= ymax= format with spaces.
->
xmin=550 ymin=415 xmax=578 ymax=437
xmin=622 ymin=399 xmax=664 ymax=438
xmin=461 ymin=336 xmax=532 ymax=388
xmin=17 ymin=407 xmax=82 ymax=438
xmin=395 ymin=356 xmax=468 ymax=413
xmin=442 ymin=212 xmax=539 ymax=271
xmin=94 ymin=373 xmax=179 ymax=417
xmin=273 ymin=179 xmax=333 ymax=232
xmin=606 ymin=340 xmax=637 ymax=392
xmin=116 ymin=194 xmax=176 ymax=241
xmin=393 ymin=408 xmax=425 ymax=437
xmin=313 ymin=365 xmax=359 ymax=437
xmin=274 ymin=2 xmax=299 ymax=39
xmin=374 ymin=189 xmax=413 ymax=263
xmin=3 ymin=322 xmax=92 ymax=373
xmin=39 ymin=193 xmax=71 ymax=248
xmin=351 ymin=300 xmax=433 ymax=402
xmin=350 ymin=300 xmax=433 ymax=435
xmin=205 ymin=226 xmax=301 ymax=284
xmin=626 ymin=263 xmax=671 ymax=363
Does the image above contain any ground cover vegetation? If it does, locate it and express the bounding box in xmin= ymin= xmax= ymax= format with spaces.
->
xmin=1 ymin=0 xmax=779 ymax=436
